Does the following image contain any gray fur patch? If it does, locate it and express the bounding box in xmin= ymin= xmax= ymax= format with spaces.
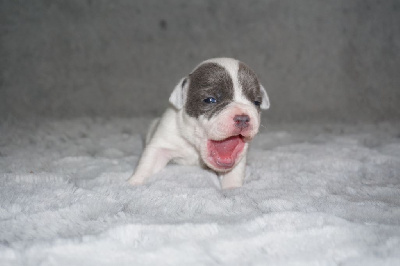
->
xmin=238 ymin=62 xmax=262 ymax=110
xmin=185 ymin=63 xmax=234 ymax=119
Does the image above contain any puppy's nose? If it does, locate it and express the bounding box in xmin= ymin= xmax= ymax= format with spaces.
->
xmin=234 ymin=115 xmax=250 ymax=129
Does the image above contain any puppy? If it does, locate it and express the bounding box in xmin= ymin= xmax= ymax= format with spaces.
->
xmin=128 ymin=58 xmax=269 ymax=189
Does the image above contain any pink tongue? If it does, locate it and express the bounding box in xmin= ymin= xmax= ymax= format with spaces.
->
xmin=211 ymin=136 xmax=241 ymax=157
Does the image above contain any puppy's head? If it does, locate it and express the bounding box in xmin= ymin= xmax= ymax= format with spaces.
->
xmin=169 ymin=58 xmax=270 ymax=172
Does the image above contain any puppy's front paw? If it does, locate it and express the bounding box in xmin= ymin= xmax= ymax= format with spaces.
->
xmin=220 ymin=180 xmax=243 ymax=190
xmin=128 ymin=175 xmax=145 ymax=186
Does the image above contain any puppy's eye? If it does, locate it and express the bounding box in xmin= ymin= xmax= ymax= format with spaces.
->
xmin=203 ymin=97 xmax=217 ymax=104
xmin=254 ymin=101 xmax=261 ymax=106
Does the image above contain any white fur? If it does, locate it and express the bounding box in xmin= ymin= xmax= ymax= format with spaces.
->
xmin=169 ymin=78 xmax=188 ymax=109
xmin=260 ymin=85 xmax=270 ymax=109
xmin=128 ymin=58 xmax=269 ymax=189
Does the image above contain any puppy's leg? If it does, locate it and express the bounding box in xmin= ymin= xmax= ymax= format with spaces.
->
xmin=219 ymin=157 xmax=246 ymax=189
xmin=128 ymin=145 xmax=172 ymax=185
xmin=145 ymin=118 xmax=160 ymax=145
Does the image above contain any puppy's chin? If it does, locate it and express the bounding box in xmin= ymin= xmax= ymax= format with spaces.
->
xmin=203 ymin=134 xmax=247 ymax=172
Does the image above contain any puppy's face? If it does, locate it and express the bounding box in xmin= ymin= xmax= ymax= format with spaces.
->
xmin=170 ymin=58 xmax=269 ymax=172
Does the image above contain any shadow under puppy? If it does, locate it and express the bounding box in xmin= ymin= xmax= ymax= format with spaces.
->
xmin=128 ymin=58 xmax=270 ymax=189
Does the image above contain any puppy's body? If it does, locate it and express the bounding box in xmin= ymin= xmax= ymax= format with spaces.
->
xmin=129 ymin=58 xmax=269 ymax=189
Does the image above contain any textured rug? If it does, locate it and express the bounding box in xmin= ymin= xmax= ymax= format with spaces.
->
xmin=1 ymin=118 xmax=400 ymax=265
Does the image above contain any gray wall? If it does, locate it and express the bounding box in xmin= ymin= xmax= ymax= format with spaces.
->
xmin=1 ymin=0 xmax=399 ymax=123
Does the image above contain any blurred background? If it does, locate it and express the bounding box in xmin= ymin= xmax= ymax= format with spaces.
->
xmin=1 ymin=0 xmax=399 ymax=124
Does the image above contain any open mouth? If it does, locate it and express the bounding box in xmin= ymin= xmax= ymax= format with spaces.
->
xmin=207 ymin=135 xmax=246 ymax=170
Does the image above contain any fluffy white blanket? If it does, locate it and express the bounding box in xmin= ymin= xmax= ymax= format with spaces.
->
xmin=1 ymin=119 xmax=400 ymax=265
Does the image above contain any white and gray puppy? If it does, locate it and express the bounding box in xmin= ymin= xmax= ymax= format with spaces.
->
xmin=128 ymin=57 xmax=270 ymax=189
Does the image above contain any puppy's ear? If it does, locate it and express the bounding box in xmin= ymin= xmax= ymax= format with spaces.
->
xmin=260 ymin=85 xmax=270 ymax=110
xmin=169 ymin=77 xmax=188 ymax=110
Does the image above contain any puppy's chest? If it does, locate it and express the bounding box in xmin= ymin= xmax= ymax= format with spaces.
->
xmin=170 ymin=143 xmax=200 ymax=166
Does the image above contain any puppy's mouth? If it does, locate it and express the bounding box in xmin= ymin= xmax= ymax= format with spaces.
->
xmin=207 ymin=135 xmax=246 ymax=170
